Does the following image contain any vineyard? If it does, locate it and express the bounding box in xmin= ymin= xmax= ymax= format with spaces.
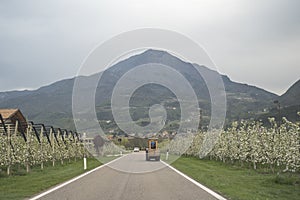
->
xmin=0 ymin=114 xmax=85 ymax=176
xmin=166 ymin=115 xmax=300 ymax=173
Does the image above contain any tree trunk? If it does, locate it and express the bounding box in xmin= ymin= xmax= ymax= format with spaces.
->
xmin=26 ymin=164 xmax=30 ymax=173
xmin=7 ymin=165 xmax=10 ymax=175
xmin=253 ymin=161 xmax=256 ymax=170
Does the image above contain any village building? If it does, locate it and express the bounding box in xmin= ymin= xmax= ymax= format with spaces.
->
xmin=0 ymin=109 xmax=27 ymax=133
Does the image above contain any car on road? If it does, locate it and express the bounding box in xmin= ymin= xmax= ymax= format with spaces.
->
xmin=133 ymin=147 xmax=140 ymax=152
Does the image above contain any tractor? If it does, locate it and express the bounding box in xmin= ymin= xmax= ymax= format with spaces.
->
xmin=145 ymin=138 xmax=160 ymax=161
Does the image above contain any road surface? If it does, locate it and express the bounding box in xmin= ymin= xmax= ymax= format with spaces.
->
xmin=32 ymin=152 xmax=224 ymax=200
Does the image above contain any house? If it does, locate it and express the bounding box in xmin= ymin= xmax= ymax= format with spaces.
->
xmin=0 ymin=109 xmax=27 ymax=132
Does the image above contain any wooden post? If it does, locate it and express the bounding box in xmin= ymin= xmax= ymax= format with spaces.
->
xmin=7 ymin=124 xmax=11 ymax=175
xmin=74 ymin=137 xmax=77 ymax=162
xmin=14 ymin=120 xmax=18 ymax=136
xmin=26 ymin=126 xmax=30 ymax=173
xmin=58 ymin=129 xmax=63 ymax=165
xmin=66 ymin=131 xmax=71 ymax=163
xmin=40 ymin=126 xmax=44 ymax=170
xmin=51 ymin=128 xmax=55 ymax=167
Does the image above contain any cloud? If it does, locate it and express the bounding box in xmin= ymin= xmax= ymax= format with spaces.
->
xmin=0 ymin=0 xmax=299 ymax=94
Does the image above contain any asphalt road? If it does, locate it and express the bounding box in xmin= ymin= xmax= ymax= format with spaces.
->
xmin=33 ymin=152 xmax=222 ymax=200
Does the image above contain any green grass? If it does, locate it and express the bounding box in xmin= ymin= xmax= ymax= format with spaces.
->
xmin=172 ymin=156 xmax=300 ymax=200
xmin=161 ymin=153 xmax=181 ymax=164
xmin=0 ymin=158 xmax=101 ymax=200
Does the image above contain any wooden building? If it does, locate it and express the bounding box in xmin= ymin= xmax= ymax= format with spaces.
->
xmin=0 ymin=109 xmax=27 ymax=132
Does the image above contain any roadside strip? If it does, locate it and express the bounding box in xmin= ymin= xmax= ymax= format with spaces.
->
xmin=160 ymin=160 xmax=227 ymax=200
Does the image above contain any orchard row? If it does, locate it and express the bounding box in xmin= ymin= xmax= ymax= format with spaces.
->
xmin=0 ymin=122 xmax=85 ymax=175
xmin=166 ymin=117 xmax=300 ymax=173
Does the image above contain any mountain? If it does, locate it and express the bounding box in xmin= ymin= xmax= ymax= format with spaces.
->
xmin=280 ymin=79 xmax=300 ymax=107
xmin=257 ymin=79 xmax=300 ymax=124
xmin=0 ymin=78 xmax=75 ymax=129
xmin=0 ymin=49 xmax=284 ymax=131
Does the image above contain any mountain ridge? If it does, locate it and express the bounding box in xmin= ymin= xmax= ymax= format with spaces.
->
xmin=280 ymin=79 xmax=300 ymax=107
xmin=0 ymin=49 xmax=297 ymax=131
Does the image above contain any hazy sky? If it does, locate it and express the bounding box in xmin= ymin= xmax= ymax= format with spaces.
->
xmin=0 ymin=0 xmax=299 ymax=95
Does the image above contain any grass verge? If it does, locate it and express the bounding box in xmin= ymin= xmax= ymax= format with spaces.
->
xmin=172 ymin=156 xmax=300 ymax=200
xmin=0 ymin=158 xmax=101 ymax=200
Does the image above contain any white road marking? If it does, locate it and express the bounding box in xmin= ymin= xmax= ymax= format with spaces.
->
xmin=29 ymin=155 xmax=128 ymax=200
xmin=30 ymin=154 xmax=227 ymax=200
xmin=161 ymin=160 xmax=227 ymax=200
